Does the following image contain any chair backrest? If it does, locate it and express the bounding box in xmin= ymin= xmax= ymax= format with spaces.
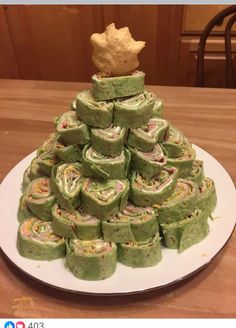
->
xmin=196 ymin=5 xmax=236 ymax=88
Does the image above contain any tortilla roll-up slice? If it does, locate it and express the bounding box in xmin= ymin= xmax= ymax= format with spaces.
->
xmin=155 ymin=179 xmax=198 ymax=224
xmin=36 ymin=133 xmax=58 ymax=156
xmin=196 ymin=177 xmax=217 ymax=219
xmin=55 ymin=111 xmax=90 ymax=145
xmin=161 ymin=208 xmax=209 ymax=252
xmin=81 ymin=178 xmax=129 ymax=219
xmin=66 ymin=239 xmax=117 ymax=280
xmin=75 ymin=90 xmax=113 ymax=128
xmin=37 ymin=150 xmax=61 ymax=177
xmin=92 ymin=71 xmax=145 ymax=101
xmin=17 ymin=217 xmax=66 ymax=260
xmin=186 ymin=160 xmax=204 ymax=185
xmin=102 ymin=203 xmax=158 ymax=243
xmin=128 ymin=144 xmax=167 ymax=180
xmin=113 ymin=91 xmax=155 ymax=128
xmin=167 ymin=147 xmax=196 ymax=178
xmin=161 ymin=126 xmax=185 ymax=158
xmin=82 ymin=145 xmax=130 ymax=179
xmin=29 ymin=157 xmax=45 ymax=180
xmin=118 ymin=233 xmax=162 ymax=268
xmin=51 ymin=163 xmax=83 ymax=211
xmin=52 ymin=203 xmax=101 ymax=240
xmin=152 ymin=98 xmax=163 ymax=118
xmin=25 ymin=177 xmax=56 ymax=221
xmin=130 ymin=167 xmax=178 ymax=207
xmin=22 ymin=166 xmax=32 ymax=192
xmin=127 ymin=118 xmax=169 ymax=151
xmin=53 ymin=136 xmax=83 ymax=163
xmin=17 ymin=189 xmax=33 ymax=222
xmin=91 ymin=125 xmax=127 ymax=157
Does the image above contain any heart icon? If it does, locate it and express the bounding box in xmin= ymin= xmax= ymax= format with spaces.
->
xmin=16 ymin=322 xmax=25 ymax=328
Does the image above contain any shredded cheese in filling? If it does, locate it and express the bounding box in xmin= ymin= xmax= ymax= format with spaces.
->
xmin=30 ymin=178 xmax=52 ymax=199
xmin=20 ymin=218 xmax=63 ymax=245
xmin=71 ymin=239 xmax=111 ymax=255
xmin=162 ymin=180 xmax=194 ymax=205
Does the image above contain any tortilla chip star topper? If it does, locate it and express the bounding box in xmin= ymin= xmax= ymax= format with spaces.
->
xmin=90 ymin=23 xmax=145 ymax=77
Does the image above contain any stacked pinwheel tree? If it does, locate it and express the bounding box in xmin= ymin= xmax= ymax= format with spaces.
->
xmin=16 ymin=24 xmax=217 ymax=281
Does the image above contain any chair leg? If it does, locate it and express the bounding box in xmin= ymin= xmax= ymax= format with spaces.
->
xmin=225 ymin=13 xmax=236 ymax=88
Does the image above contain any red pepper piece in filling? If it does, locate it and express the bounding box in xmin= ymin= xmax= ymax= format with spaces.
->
xmin=62 ymin=121 xmax=68 ymax=129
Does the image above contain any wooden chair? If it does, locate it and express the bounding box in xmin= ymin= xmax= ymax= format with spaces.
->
xmin=196 ymin=5 xmax=236 ymax=88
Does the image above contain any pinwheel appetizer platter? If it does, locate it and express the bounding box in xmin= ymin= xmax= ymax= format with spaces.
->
xmin=0 ymin=24 xmax=235 ymax=295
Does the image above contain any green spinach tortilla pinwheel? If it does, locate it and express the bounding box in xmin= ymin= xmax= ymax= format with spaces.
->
xmin=17 ymin=188 xmax=33 ymax=222
xmin=127 ymin=118 xmax=169 ymax=151
xmin=81 ymin=178 xmax=129 ymax=219
xmin=167 ymin=146 xmax=196 ymax=178
xmin=53 ymin=136 xmax=83 ymax=163
xmin=113 ymin=91 xmax=155 ymax=128
xmin=102 ymin=203 xmax=158 ymax=243
xmin=75 ymin=90 xmax=114 ymax=128
xmin=36 ymin=133 xmax=58 ymax=156
xmin=161 ymin=208 xmax=209 ymax=252
xmin=55 ymin=111 xmax=90 ymax=145
xmin=52 ymin=203 xmax=101 ymax=240
xmin=28 ymin=157 xmax=45 ymax=180
xmin=66 ymin=239 xmax=117 ymax=280
xmin=155 ymin=179 xmax=198 ymax=224
xmin=152 ymin=98 xmax=163 ymax=118
xmin=51 ymin=163 xmax=83 ymax=211
xmin=81 ymin=145 xmax=130 ymax=179
xmin=130 ymin=167 xmax=178 ymax=207
xmin=37 ymin=150 xmax=61 ymax=177
xmin=22 ymin=166 xmax=32 ymax=192
xmin=17 ymin=217 xmax=66 ymax=260
xmin=196 ymin=177 xmax=217 ymax=219
xmin=91 ymin=125 xmax=127 ymax=157
xmin=186 ymin=160 xmax=204 ymax=185
xmin=161 ymin=125 xmax=185 ymax=158
xmin=92 ymin=71 xmax=145 ymax=101
xmin=25 ymin=177 xmax=56 ymax=221
xmin=128 ymin=144 xmax=167 ymax=180
xmin=118 ymin=233 xmax=162 ymax=268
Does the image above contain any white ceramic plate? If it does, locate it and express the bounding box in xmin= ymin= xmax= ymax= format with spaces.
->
xmin=0 ymin=145 xmax=235 ymax=295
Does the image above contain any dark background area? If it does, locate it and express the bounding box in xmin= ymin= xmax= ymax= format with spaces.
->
xmin=0 ymin=4 xmax=235 ymax=87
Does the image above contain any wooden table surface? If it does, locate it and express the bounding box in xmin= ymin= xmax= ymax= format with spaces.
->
xmin=0 ymin=79 xmax=235 ymax=318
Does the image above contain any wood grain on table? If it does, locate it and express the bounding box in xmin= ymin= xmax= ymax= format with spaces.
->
xmin=0 ymin=79 xmax=235 ymax=318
